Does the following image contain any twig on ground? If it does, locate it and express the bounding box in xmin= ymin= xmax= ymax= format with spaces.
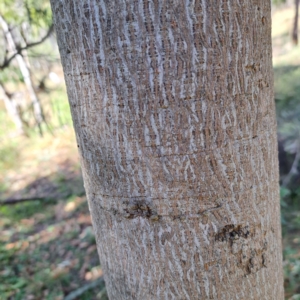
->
xmin=64 ymin=278 xmax=105 ymax=300
xmin=0 ymin=197 xmax=51 ymax=205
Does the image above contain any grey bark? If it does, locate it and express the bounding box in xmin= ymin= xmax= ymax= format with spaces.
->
xmin=51 ymin=0 xmax=284 ymax=299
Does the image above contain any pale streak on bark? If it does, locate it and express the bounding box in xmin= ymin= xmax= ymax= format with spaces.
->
xmin=0 ymin=16 xmax=45 ymax=133
xmin=51 ymin=0 xmax=283 ymax=299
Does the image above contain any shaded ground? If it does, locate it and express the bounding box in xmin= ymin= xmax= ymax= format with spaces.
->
xmin=0 ymin=197 xmax=104 ymax=299
xmin=0 ymin=128 xmax=107 ymax=300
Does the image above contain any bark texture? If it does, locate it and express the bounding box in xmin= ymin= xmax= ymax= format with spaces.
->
xmin=51 ymin=0 xmax=283 ymax=299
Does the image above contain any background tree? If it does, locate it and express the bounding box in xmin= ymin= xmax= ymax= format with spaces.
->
xmin=292 ymin=0 xmax=299 ymax=44
xmin=50 ymin=0 xmax=284 ymax=299
xmin=0 ymin=0 xmax=53 ymax=135
xmin=272 ymin=0 xmax=300 ymax=45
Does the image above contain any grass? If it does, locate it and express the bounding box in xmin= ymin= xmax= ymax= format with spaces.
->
xmin=0 ymin=127 xmax=107 ymax=299
xmin=0 ymin=196 xmax=105 ymax=300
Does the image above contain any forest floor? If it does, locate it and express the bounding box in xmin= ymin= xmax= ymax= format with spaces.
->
xmin=0 ymin=128 xmax=107 ymax=299
xmin=0 ymin=4 xmax=300 ymax=300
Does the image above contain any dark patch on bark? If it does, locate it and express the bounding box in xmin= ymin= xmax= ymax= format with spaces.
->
xmin=122 ymin=201 xmax=158 ymax=221
xmin=215 ymin=224 xmax=251 ymax=242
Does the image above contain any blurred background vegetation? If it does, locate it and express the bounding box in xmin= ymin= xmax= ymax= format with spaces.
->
xmin=0 ymin=0 xmax=300 ymax=299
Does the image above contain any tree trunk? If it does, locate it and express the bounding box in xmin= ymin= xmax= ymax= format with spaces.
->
xmin=51 ymin=0 xmax=283 ymax=299
xmin=292 ymin=0 xmax=299 ymax=45
xmin=0 ymin=15 xmax=45 ymax=136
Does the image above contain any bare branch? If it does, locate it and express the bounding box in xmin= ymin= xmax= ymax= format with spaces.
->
xmin=0 ymin=24 xmax=54 ymax=70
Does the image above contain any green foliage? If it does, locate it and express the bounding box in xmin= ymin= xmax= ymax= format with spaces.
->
xmin=46 ymin=87 xmax=74 ymax=129
xmin=0 ymin=0 xmax=52 ymax=29
xmin=0 ymin=66 xmax=23 ymax=83
xmin=0 ymin=201 xmax=53 ymax=223
xmin=275 ymin=66 xmax=300 ymax=126
xmin=25 ymin=0 xmax=52 ymax=28
xmin=272 ymin=0 xmax=287 ymax=5
xmin=275 ymin=67 xmax=300 ymax=167
xmin=284 ymin=247 xmax=300 ymax=299
xmin=276 ymin=64 xmax=300 ymax=298
xmin=0 ymin=141 xmax=19 ymax=171
xmin=0 ymin=181 xmax=103 ymax=299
